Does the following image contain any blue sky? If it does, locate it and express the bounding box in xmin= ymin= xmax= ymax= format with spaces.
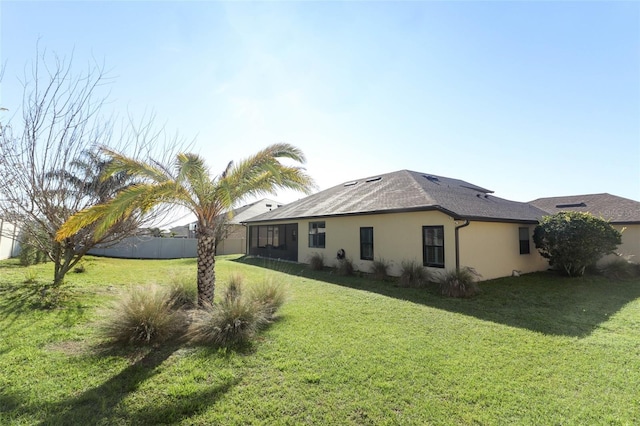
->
xmin=2 ymin=1 xmax=639 ymax=220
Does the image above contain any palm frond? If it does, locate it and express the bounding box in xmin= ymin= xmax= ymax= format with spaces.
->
xmin=56 ymin=181 xmax=192 ymax=241
xmin=100 ymin=147 xmax=171 ymax=184
xmin=217 ymin=144 xmax=316 ymax=206
xmin=175 ymin=153 xmax=216 ymax=204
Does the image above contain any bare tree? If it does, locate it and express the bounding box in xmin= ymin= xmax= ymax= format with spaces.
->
xmin=0 ymin=47 xmax=180 ymax=286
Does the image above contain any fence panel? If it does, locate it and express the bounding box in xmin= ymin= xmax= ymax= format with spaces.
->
xmin=89 ymin=236 xmax=197 ymax=259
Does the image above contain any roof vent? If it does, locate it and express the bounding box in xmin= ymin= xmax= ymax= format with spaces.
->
xmin=365 ymin=176 xmax=382 ymax=183
xmin=423 ymin=175 xmax=440 ymax=182
xmin=556 ymin=202 xmax=586 ymax=208
xmin=344 ymin=181 xmax=358 ymax=187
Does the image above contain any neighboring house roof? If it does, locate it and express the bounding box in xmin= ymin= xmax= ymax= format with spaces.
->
xmin=529 ymin=193 xmax=640 ymax=224
xmin=246 ymin=170 xmax=547 ymax=223
xmin=226 ymin=198 xmax=283 ymax=224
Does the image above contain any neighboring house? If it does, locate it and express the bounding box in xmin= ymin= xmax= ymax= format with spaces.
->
xmin=530 ymin=193 xmax=640 ymax=263
xmin=244 ymin=170 xmax=550 ymax=280
xmin=179 ymin=199 xmax=284 ymax=255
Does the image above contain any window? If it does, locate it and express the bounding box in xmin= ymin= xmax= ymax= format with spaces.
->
xmin=519 ymin=227 xmax=530 ymax=255
xmin=360 ymin=227 xmax=374 ymax=260
xmin=423 ymin=226 xmax=444 ymax=268
xmin=309 ymin=221 xmax=326 ymax=248
xmin=256 ymin=225 xmax=281 ymax=248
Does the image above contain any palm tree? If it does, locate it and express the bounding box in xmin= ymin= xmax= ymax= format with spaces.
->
xmin=56 ymin=143 xmax=315 ymax=306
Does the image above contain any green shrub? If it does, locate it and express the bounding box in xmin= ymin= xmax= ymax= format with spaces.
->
xmin=19 ymin=239 xmax=48 ymax=266
xmin=23 ymin=269 xmax=38 ymax=284
xmin=438 ymin=267 xmax=481 ymax=298
xmin=73 ymin=263 xmax=86 ymax=273
xmin=336 ymin=258 xmax=355 ymax=276
xmin=188 ymin=282 xmax=268 ymax=347
xmin=308 ymin=253 xmax=325 ymax=271
xmin=370 ymin=258 xmax=390 ymax=281
xmin=99 ymin=284 xmax=186 ymax=345
xmin=398 ymin=260 xmax=430 ymax=288
xmin=248 ymin=276 xmax=287 ymax=320
xmin=533 ymin=212 xmax=622 ymax=277
xmin=167 ymin=273 xmax=198 ymax=309
xmin=599 ymin=258 xmax=639 ymax=280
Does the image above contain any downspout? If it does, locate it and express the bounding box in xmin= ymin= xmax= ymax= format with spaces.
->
xmin=455 ymin=220 xmax=470 ymax=272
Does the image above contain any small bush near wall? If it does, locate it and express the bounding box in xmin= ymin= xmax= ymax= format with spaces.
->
xmin=533 ymin=211 xmax=622 ymax=277
xmin=308 ymin=253 xmax=325 ymax=271
xmin=370 ymin=258 xmax=390 ymax=281
xmin=336 ymin=258 xmax=355 ymax=276
xmin=398 ymin=260 xmax=431 ymax=288
xmin=438 ymin=267 xmax=481 ymax=298
xmin=599 ymin=258 xmax=640 ymax=280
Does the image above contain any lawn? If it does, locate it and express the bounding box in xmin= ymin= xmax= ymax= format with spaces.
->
xmin=1 ymin=255 xmax=639 ymax=425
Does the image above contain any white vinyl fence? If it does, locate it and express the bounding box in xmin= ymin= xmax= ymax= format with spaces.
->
xmin=0 ymin=219 xmax=21 ymax=260
xmin=89 ymin=236 xmax=197 ymax=259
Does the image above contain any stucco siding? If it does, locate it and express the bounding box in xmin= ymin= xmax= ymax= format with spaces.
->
xmin=250 ymin=214 xmax=557 ymax=280
xmin=600 ymin=224 xmax=640 ymax=264
xmin=458 ymin=222 xmax=549 ymax=280
xmin=256 ymin=211 xmax=457 ymax=276
xmin=216 ymin=224 xmax=247 ymax=255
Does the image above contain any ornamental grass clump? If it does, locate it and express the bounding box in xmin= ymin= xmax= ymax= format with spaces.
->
xmin=167 ymin=273 xmax=198 ymax=309
xmin=438 ymin=267 xmax=481 ymax=298
xmin=599 ymin=258 xmax=640 ymax=280
xmin=308 ymin=253 xmax=325 ymax=271
xmin=398 ymin=260 xmax=430 ymax=288
xmin=248 ymin=276 xmax=287 ymax=320
xmin=336 ymin=258 xmax=355 ymax=276
xmin=370 ymin=258 xmax=390 ymax=281
xmin=187 ymin=280 xmax=269 ymax=347
xmin=100 ymin=284 xmax=186 ymax=345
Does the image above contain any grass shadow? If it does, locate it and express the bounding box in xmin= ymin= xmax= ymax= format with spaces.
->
xmin=0 ymin=282 xmax=86 ymax=327
xmin=36 ymin=341 xmax=237 ymax=425
xmin=235 ymin=256 xmax=640 ymax=338
xmin=125 ymin=376 xmax=240 ymax=424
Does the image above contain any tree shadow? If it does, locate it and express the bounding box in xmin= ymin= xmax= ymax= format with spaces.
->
xmin=36 ymin=343 xmax=239 ymax=425
xmin=0 ymin=282 xmax=86 ymax=327
xmin=234 ymin=257 xmax=640 ymax=338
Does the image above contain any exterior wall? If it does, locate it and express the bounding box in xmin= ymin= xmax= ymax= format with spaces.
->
xmin=251 ymin=212 xmax=551 ymax=280
xmin=0 ymin=219 xmax=21 ymax=260
xmin=601 ymin=224 xmax=640 ymax=264
xmin=459 ymin=222 xmax=549 ymax=280
xmin=296 ymin=211 xmax=457 ymax=277
xmin=216 ymin=224 xmax=247 ymax=255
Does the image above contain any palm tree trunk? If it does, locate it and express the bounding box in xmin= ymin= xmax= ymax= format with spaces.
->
xmin=196 ymin=228 xmax=216 ymax=306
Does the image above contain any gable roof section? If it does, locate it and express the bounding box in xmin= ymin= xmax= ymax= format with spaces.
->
xmin=228 ymin=198 xmax=283 ymax=224
xmin=246 ymin=170 xmax=546 ymax=223
xmin=529 ymin=193 xmax=640 ymax=224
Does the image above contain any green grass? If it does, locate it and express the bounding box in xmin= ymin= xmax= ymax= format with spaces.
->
xmin=1 ymin=255 xmax=639 ymax=425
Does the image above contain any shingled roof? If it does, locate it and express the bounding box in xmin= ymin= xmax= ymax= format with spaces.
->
xmin=246 ymin=170 xmax=547 ymax=223
xmin=529 ymin=193 xmax=640 ymax=224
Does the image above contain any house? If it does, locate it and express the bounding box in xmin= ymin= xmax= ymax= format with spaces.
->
xmin=244 ymin=170 xmax=550 ymax=280
xmin=530 ymin=193 xmax=640 ymax=263
xmin=215 ymin=198 xmax=284 ymax=255
xmin=175 ymin=199 xmax=284 ymax=255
